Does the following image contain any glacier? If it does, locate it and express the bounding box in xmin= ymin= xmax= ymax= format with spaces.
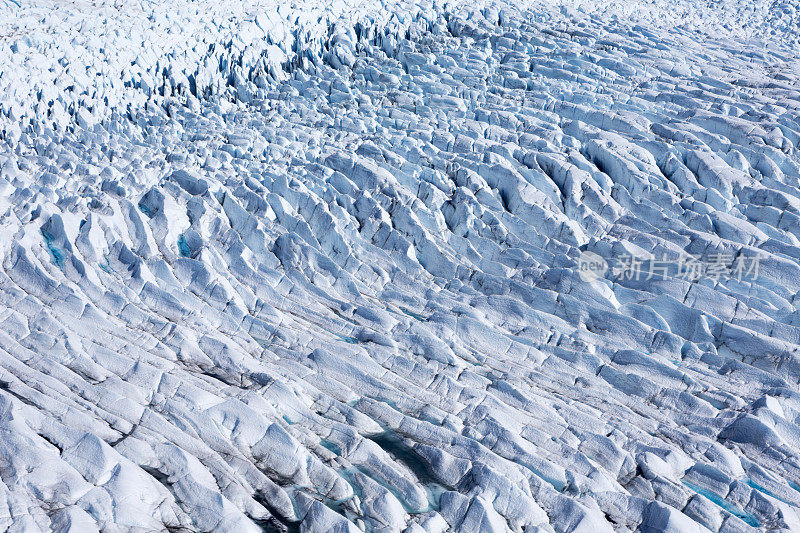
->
xmin=1 ymin=0 xmax=800 ymax=531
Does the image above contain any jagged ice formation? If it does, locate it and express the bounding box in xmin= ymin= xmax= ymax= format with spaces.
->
xmin=1 ymin=0 xmax=800 ymax=531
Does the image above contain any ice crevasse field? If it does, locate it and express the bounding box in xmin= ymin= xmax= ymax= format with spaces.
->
xmin=2 ymin=0 xmax=800 ymax=530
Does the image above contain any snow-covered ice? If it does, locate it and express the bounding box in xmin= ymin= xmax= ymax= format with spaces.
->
xmin=1 ymin=0 xmax=800 ymax=530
